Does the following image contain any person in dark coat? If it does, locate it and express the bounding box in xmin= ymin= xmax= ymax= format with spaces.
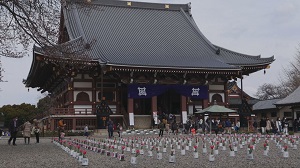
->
xmin=293 ymin=119 xmax=299 ymax=133
xmin=171 ymin=121 xmax=178 ymax=135
xmin=260 ymin=118 xmax=267 ymax=134
xmin=8 ymin=116 xmax=19 ymax=146
xmin=107 ymin=118 xmax=114 ymax=138
xmin=253 ymin=120 xmax=258 ymax=133
xmin=158 ymin=120 xmax=165 ymax=137
xmin=33 ymin=119 xmax=40 ymax=143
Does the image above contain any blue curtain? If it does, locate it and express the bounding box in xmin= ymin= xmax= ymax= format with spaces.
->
xmin=128 ymin=84 xmax=208 ymax=99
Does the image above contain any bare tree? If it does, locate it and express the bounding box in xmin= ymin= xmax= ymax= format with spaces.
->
xmin=256 ymin=45 xmax=300 ymax=100
xmin=255 ymin=83 xmax=286 ymax=100
xmin=0 ymin=0 xmax=94 ymax=82
xmin=279 ymin=46 xmax=300 ymax=92
xmin=0 ymin=0 xmax=61 ymax=58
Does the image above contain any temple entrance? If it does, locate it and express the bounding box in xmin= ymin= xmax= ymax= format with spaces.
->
xmin=133 ymin=98 xmax=152 ymax=115
xmin=157 ymin=89 xmax=181 ymax=115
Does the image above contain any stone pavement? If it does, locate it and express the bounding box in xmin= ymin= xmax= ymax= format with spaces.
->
xmin=0 ymin=136 xmax=81 ymax=168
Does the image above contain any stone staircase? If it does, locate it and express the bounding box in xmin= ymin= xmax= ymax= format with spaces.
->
xmin=93 ymin=129 xmax=108 ymax=136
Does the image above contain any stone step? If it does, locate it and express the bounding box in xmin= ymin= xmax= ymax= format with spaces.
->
xmin=94 ymin=129 xmax=108 ymax=136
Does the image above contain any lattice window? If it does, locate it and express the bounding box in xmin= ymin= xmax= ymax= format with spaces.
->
xmin=76 ymin=119 xmax=96 ymax=130
xmin=98 ymin=91 xmax=115 ymax=101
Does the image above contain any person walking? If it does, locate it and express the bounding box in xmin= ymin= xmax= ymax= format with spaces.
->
xmin=84 ymin=124 xmax=89 ymax=137
xmin=107 ymin=118 xmax=114 ymax=138
xmin=23 ymin=121 xmax=32 ymax=144
xmin=158 ymin=120 xmax=165 ymax=137
xmin=32 ymin=119 xmax=40 ymax=143
xmin=8 ymin=116 xmax=19 ymax=146
xmin=58 ymin=118 xmax=66 ymax=141
xmin=117 ymin=123 xmax=122 ymax=137
xmin=253 ymin=120 xmax=258 ymax=133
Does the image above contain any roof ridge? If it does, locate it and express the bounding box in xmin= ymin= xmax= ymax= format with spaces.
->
xmin=66 ymin=0 xmax=189 ymax=11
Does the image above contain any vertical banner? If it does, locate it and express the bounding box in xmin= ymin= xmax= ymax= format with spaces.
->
xmin=153 ymin=112 xmax=158 ymax=124
xmin=129 ymin=113 xmax=134 ymax=126
xmin=182 ymin=111 xmax=187 ymax=124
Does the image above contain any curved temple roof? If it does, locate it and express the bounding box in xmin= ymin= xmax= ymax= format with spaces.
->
xmin=59 ymin=0 xmax=274 ymax=71
xmin=275 ymin=86 xmax=300 ymax=106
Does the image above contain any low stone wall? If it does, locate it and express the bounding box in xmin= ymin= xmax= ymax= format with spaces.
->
xmin=134 ymin=115 xmax=152 ymax=129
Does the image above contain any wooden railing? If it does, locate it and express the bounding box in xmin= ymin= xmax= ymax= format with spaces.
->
xmin=50 ymin=107 xmax=129 ymax=129
xmin=50 ymin=108 xmax=97 ymax=115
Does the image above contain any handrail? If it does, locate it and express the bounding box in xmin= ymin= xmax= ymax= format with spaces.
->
xmin=50 ymin=108 xmax=98 ymax=115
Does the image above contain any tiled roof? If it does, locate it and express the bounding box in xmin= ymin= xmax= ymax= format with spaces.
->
xmin=253 ymin=98 xmax=281 ymax=110
xmin=60 ymin=0 xmax=274 ymax=70
xmin=275 ymin=86 xmax=300 ymax=106
xmin=229 ymin=98 xmax=259 ymax=105
xmin=215 ymin=46 xmax=275 ymax=66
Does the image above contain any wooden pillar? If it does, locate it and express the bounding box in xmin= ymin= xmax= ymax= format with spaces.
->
xmin=203 ymin=99 xmax=209 ymax=109
xmin=92 ymin=77 xmax=96 ymax=110
xmin=224 ymin=83 xmax=229 ymax=105
xmin=181 ymin=96 xmax=187 ymax=123
xmin=152 ymin=96 xmax=157 ymax=112
xmin=128 ymin=98 xmax=134 ymax=126
xmin=50 ymin=118 xmax=55 ymax=131
xmin=72 ymin=118 xmax=76 ymax=130
xmin=68 ymin=83 xmax=74 ymax=108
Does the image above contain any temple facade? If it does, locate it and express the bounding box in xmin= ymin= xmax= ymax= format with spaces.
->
xmin=25 ymin=0 xmax=274 ymax=131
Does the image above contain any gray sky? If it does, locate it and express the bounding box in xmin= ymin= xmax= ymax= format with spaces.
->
xmin=0 ymin=0 xmax=300 ymax=107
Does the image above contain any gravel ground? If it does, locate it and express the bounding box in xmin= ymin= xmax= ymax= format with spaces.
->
xmin=1 ymin=134 xmax=300 ymax=168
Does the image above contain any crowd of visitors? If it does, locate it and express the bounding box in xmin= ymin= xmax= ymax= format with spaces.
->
xmin=257 ymin=117 xmax=300 ymax=135
xmin=154 ymin=113 xmax=241 ymax=136
xmin=5 ymin=116 xmax=41 ymax=146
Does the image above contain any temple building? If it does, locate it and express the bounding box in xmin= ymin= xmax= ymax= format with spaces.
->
xmin=24 ymin=0 xmax=274 ymax=131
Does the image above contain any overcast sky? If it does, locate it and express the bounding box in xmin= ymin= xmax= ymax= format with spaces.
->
xmin=0 ymin=0 xmax=300 ymax=107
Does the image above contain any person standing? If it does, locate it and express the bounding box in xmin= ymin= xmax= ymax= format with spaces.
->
xmin=171 ymin=121 xmax=178 ymax=135
xmin=260 ymin=118 xmax=266 ymax=134
xmin=271 ymin=119 xmax=276 ymax=134
xmin=23 ymin=121 xmax=32 ymax=144
xmin=32 ymin=119 xmax=40 ymax=143
xmin=276 ymin=117 xmax=282 ymax=133
xmin=8 ymin=117 xmax=19 ymax=146
xmin=293 ymin=119 xmax=299 ymax=133
xmin=225 ymin=119 xmax=231 ymax=134
xmin=58 ymin=118 xmax=66 ymax=141
xmin=282 ymin=117 xmax=288 ymax=135
xmin=84 ymin=124 xmax=89 ymax=137
xmin=117 ymin=123 xmax=122 ymax=137
xmin=253 ymin=120 xmax=258 ymax=133
xmin=107 ymin=118 xmax=114 ymax=138
xmin=266 ymin=118 xmax=271 ymax=134
xmin=235 ymin=120 xmax=240 ymax=132
xmin=165 ymin=122 xmax=170 ymax=135
xmin=158 ymin=120 xmax=165 ymax=137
